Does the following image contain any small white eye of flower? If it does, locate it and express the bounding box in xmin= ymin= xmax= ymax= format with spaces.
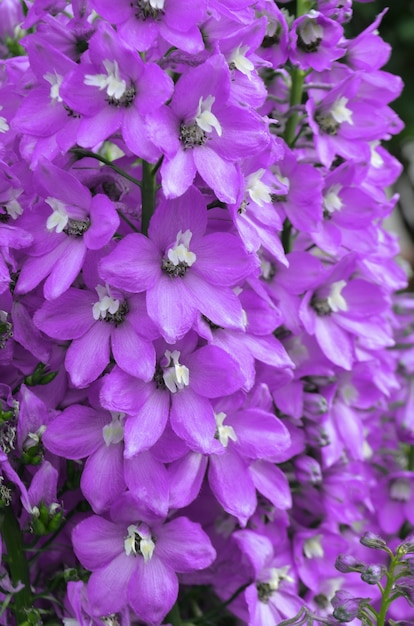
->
xmin=330 ymin=97 xmax=353 ymax=126
xmin=195 ymin=95 xmax=222 ymax=137
xmin=45 ymin=197 xmax=69 ymax=233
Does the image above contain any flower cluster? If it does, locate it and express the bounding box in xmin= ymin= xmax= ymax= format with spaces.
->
xmin=0 ymin=0 xmax=412 ymax=625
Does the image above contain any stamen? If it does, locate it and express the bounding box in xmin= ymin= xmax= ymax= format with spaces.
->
xmin=162 ymin=230 xmax=196 ymax=277
xmin=214 ymin=412 xmax=237 ymax=447
xmin=246 ymin=169 xmax=272 ymax=206
xmin=85 ymin=60 xmax=127 ymax=100
xmin=124 ymin=523 xmax=155 ymax=561
xmin=102 ymin=412 xmax=125 ymax=446
xmin=303 ymin=534 xmax=324 ymax=559
xmin=162 ymin=350 xmax=190 ymax=393
xmin=297 ymin=13 xmax=323 ymax=53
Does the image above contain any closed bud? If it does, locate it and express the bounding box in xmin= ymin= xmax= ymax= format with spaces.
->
xmin=294 ymin=455 xmax=323 ymax=486
xmin=396 ymin=535 xmax=414 ymax=556
xmin=360 ymin=564 xmax=385 ymax=585
xmin=24 ymin=362 xmax=46 ymax=386
xmin=31 ymin=501 xmax=62 ymax=536
xmin=335 ymin=553 xmax=366 ymax=574
xmin=332 ymin=591 xmax=369 ymax=623
xmin=394 ymin=581 xmax=414 ymax=607
xmin=360 ymin=532 xmax=388 ymax=551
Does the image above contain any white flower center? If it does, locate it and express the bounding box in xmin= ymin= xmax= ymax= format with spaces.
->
xmin=44 ymin=71 xmax=64 ymax=103
xmin=0 ymin=106 xmax=9 ymax=133
xmin=148 ymin=0 xmax=165 ymax=8
xmin=167 ymin=229 xmax=196 ymax=267
xmin=215 ymin=412 xmax=237 ymax=447
xmin=45 ymin=197 xmax=69 ymax=233
xmin=195 ymin=95 xmax=222 ymax=137
xmin=124 ymin=523 xmax=155 ymax=561
xmin=267 ymin=566 xmax=294 ymax=591
xmin=369 ymin=141 xmax=384 ymax=168
xmin=323 ymin=184 xmax=343 ymax=214
xmin=330 ymin=97 xmax=353 ymax=126
xmin=162 ymin=350 xmax=190 ymax=393
xmin=390 ymin=478 xmax=412 ymax=502
xmin=327 ymin=280 xmax=348 ymax=313
xmin=246 ymin=169 xmax=272 ymax=206
xmin=303 ymin=534 xmax=324 ymax=559
xmin=102 ymin=412 xmax=125 ymax=446
xmin=93 ymin=284 xmax=121 ymax=321
xmin=229 ymin=45 xmax=255 ymax=78
xmin=84 ymin=59 xmax=127 ymax=100
xmin=299 ymin=13 xmax=323 ymax=45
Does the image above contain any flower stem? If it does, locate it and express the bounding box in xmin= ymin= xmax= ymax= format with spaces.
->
xmin=141 ymin=160 xmax=156 ymax=236
xmin=70 ymin=148 xmax=142 ymax=188
xmin=0 ymin=506 xmax=32 ymax=623
xmin=377 ymin=558 xmax=397 ymax=626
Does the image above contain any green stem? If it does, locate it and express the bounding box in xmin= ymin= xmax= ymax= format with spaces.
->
xmin=407 ymin=445 xmax=414 ymax=471
xmin=141 ymin=160 xmax=156 ymax=236
xmin=283 ymin=67 xmax=305 ymax=147
xmin=70 ymin=148 xmax=142 ymax=188
xmin=0 ymin=506 xmax=32 ymax=622
xmin=377 ymin=558 xmax=397 ymax=626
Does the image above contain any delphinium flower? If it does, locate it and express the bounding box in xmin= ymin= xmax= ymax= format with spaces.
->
xmin=72 ymin=495 xmax=216 ymax=623
xmin=0 ymin=0 xmax=411 ymax=624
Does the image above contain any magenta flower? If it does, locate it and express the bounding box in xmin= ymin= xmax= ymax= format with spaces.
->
xmin=72 ymin=505 xmax=216 ymax=624
xmin=34 ymin=286 xmax=157 ymax=387
xmin=60 ymin=23 xmax=174 ymax=159
xmin=90 ymin=0 xmax=206 ymax=53
xmin=146 ymin=54 xmax=270 ymax=202
xmin=100 ymin=335 xmax=245 ymax=457
xmin=15 ymin=159 xmax=119 ymax=300
xmin=100 ymin=186 xmax=257 ymax=343
xmin=289 ymin=10 xmax=344 ymax=71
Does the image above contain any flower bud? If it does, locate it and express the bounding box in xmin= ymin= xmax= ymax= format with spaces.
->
xmin=294 ymin=455 xmax=322 ymax=486
xmin=360 ymin=564 xmax=385 ymax=585
xmin=335 ymin=553 xmax=366 ymax=574
xmin=332 ymin=590 xmax=369 ymax=623
xmin=395 ymin=581 xmax=414 ymax=607
xmin=31 ymin=501 xmax=63 ymax=536
xmin=359 ymin=531 xmax=388 ymax=551
xmin=396 ymin=535 xmax=414 ymax=556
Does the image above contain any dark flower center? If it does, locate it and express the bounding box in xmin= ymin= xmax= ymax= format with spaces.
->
xmin=162 ymin=258 xmax=190 ymax=278
xmin=0 ymin=313 xmax=13 ymax=349
xmin=315 ymin=111 xmax=339 ymax=136
xmin=63 ymin=217 xmax=90 ymax=238
xmin=102 ymin=615 xmax=120 ymax=626
xmin=133 ymin=0 xmax=164 ymax=21
xmin=0 ymin=208 xmax=10 ymax=222
xmin=256 ymin=582 xmax=273 ymax=603
xmin=107 ymin=85 xmax=136 ymax=108
xmin=311 ymin=295 xmax=332 ymax=316
xmin=180 ymin=123 xmax=207 ymax=149
xmin=153 ymin=363 xmax=167 ymax=390
xmin=103 ymin=301 xmax=129 ymax=327
xmin=297 ymin=32 xmax=322 ymax=53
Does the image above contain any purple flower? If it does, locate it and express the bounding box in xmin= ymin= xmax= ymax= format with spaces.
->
xmin=90 ymin=0 xmax=206 ymax=53
xmin=100 ymin=187 xmax=257 ymax=343
xmin=34 ymin=286 xmax=157 ymax=387
xmin=146 ymin=54 xmax=270 ymax=202
xmin=60 ymin=23 xmax=173 ymax=159
xmin=15 ymin=159 xmax=119 ymax=300
xmin=72 ymin=506 xmax=216 ymax=624
xmin=289 ymin=10 xmax=344 ymax=72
